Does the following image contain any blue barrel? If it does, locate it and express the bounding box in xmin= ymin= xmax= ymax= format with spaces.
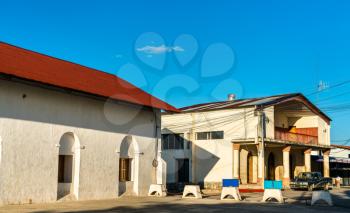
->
xmin=222 ymin=179 xmax=239 ymax=187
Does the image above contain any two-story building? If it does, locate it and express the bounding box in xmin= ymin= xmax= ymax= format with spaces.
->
xmin=161 ymin=93 xmax=331 ymax=190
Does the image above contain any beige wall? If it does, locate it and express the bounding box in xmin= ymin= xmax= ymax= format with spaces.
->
xmin=0 ymin=79 xmax=160 ymax=205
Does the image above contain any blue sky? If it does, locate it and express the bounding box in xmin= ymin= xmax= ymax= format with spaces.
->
xmin=1 ymin=0 xmax=350 ymax=143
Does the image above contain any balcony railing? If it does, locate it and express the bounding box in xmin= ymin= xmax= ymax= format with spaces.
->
xmin=275 ymin=127 xmax=318 ymax=145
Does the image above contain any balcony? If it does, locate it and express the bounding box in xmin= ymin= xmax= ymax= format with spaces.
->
xmin=275 ymin=127 xmax=318 ymax=145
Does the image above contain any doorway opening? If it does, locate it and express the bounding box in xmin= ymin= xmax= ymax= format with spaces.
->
xmin=177 ymin=159 xmax=189 ymax=183
xmin=247 ymin=152 xmax=254 ymax=183
xmin=267 ymin=153 xmax=275 ymax=180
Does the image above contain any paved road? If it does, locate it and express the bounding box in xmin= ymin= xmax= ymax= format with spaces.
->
xmin=0 ymin=189 xmax=349 ymax=212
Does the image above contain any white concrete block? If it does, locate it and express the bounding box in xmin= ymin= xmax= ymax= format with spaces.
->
xmin=262 ymin=189 xmax=284 ymax=203
xmin=311 ymin=190 xmax=333 ymax=206
xmin=148 ymin=184 xmax=167 ymax=197
xmin=220 ymin=187 xmax=241 ymax=201
xmin=182 ymin=185 xmax=202 ymax=199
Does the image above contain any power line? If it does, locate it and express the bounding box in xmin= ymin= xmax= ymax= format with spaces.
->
xmin=315 ymin=90 xmax=350 ymax=104
xmin=307 ymin=79 xmax=350 ymax=96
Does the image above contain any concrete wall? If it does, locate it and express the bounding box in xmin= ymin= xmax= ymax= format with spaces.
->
xmin=0 ymin=79 xmax=160 ymax=205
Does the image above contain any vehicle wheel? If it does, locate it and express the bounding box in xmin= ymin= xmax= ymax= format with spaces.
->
xmin=308 ymin=184 xmax=314 ymax=191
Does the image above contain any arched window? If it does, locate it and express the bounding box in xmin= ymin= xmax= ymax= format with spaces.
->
xmin=118 ymin=135 xmax=140 ymax=196
xmin=57 ymin=133 xmax=80 ymax=200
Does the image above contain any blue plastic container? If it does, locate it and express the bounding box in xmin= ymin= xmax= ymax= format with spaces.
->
xmin=264 ymin=180 xmax=282 ymax=189
xmin=264 ymin=180 xmax=274 ymax=189
xmin=273 ymin=180 xmax=283 ymax=189
xmin=222 ymin=179 xmax=239 ymax=187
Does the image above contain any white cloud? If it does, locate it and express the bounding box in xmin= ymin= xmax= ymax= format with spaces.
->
xmin=136 ymin=44 xmax=185 ymax=54
xmin=172 ymin=46 xmax=185 ymax=52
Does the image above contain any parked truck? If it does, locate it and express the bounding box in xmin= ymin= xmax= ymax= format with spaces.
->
xmin=290 ymin=172 xmax=332 ymax=191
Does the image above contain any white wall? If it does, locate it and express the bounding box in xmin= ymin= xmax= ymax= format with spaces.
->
xmin=162 ymin=108 xmax=257 ymax=184
xmin=0 ymin=79 xmax=159 ymax=204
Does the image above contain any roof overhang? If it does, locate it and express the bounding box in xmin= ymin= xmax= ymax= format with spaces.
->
xmin=257 ymin=93 xmax=331 ymax=125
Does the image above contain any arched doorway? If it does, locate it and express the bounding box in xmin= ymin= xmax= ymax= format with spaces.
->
xmin=247 ymin=152 xmax=254 ymax=183
xmin=57 ymin=133 xmax=80 ymax=200
xmin=118 ymin=135 xmax=140 ymax=196
xmin=267 ymin=153 xmax=275 ymax=180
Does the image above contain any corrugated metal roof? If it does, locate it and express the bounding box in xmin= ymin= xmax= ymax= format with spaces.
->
xmin=179 ymin=93 xmax=331 ymax=124
xmin=180 ymin=94 xmax=294 ymax=112
xmin=332 ymin=145 xmax=350 ymax=150
xmin=0 ymin=42 xmax=178 ymax=112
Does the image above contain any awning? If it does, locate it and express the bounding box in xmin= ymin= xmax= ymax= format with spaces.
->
xmin=312 ymin=155 xmax=350 ymax=164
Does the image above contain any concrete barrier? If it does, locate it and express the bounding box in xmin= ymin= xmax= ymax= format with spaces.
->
xmin=182 ymin=185 xmax=202 ymax=199
xmin=262 ymin=189 xmax=284 ymax=203
xmin=220 ymin=187 xmax=242 ymax=201
xmin=262 ymin=181 xmax=284 ymax=203
xmin=148 ymin=184 xmax=167 ymax=197
xmin=311 ymin=190 xmax=333 ymax=206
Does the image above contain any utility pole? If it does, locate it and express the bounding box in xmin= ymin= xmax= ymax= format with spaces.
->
xmin=256 ymin=107 xmax=266 ymax=185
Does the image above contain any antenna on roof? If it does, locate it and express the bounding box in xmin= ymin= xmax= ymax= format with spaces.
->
xmin=227 ymin=94 xmax=236 ymax=101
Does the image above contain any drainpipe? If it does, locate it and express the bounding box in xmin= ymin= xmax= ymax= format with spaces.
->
xmin=153 ymin=110 xmax=161 ymax=184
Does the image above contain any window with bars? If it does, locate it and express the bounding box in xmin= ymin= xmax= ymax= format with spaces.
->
xmin=119 ymin=158 xmax=131 ymax=182
xmin=196 ymin=131 xmax=224 ymax=140
xmin=162 ymin=133 xmax=186 ymax=150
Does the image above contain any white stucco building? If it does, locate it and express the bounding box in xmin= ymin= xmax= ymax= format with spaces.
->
xmin=162 ymin=94 xmax=332 ymax=190
xmin=0 ymin=42 xmax=178 ymax=205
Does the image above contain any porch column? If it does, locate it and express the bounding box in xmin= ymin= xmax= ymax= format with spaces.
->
xmin=257 ymin=143 xmax=264 ymax=185
xmin=282 ymin=146 xmax=291 ymax=188
xmin=304 ymin=148 xmax=312 ymax=172
xmin=323 ymin=149 xmax=331 ymax=177
xmin=233 ymin=144 xmax=240 ymax=179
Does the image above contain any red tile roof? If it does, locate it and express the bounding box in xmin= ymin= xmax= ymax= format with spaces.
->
xmin=0 ymin=42 xmax=178 ymax=112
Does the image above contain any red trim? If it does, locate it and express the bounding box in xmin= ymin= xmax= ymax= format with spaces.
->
xmin=0 ymin=42 xmax=179 ymax=112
